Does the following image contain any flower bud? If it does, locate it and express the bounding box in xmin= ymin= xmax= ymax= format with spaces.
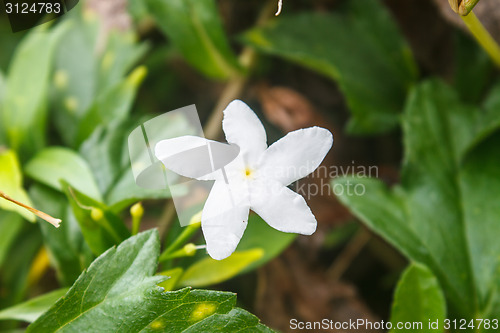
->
xmin=183 ymin=243 xmax=197 ymax=256
xmin=90 ymin=208 xmax=104 ymax=221
xmin=130 ymin=202 xmax=144 ymax=219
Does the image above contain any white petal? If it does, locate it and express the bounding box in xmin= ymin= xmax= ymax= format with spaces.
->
xmin=258 ymin=127 xmax=333 ymax=186
xmin=250 ymin=178 xmax=317 ymax=235
xmin=154 ymin=135 xmax=238 ymax=181
xmin=202 ymin=181 xmax=250 ymax=260
xmin=222 ymin=100 xmax=267 ymax=165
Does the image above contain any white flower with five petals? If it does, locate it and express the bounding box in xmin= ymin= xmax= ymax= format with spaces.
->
xmin=155 ymin=100 xmax=333 ymax=260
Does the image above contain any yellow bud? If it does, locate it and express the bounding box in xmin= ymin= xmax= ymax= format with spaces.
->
xmin=183 ymin=243 xmax=197 ymax=256
xmin=90 ymin=208 xmax=104 ymax=221
xmin=130 ymin=202 xmax=144 ymax=219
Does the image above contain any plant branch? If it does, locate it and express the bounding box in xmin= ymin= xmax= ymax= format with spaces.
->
xmin=0 ymin=190 xmax=61 ymax=228
xmin=461 ymin=11 xmax=500 ymax=68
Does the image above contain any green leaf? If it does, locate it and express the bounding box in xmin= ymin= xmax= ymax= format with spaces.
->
xmin=0 ymin=211 xmax=24 ymax=269
xmin=184 ymin=308 xmax=274 ymax=333
xmin=334 ymin=79 xmax=500 ymax=319
xmin=0 ymin=288 xmax=69 ymax=323
xmin=29 ymin=184 xmax=91 ymax=286
xmin=2 ymin=22 xmax=69 ymax=158
xmin=146 ymin=0 xmax=241 ymax=79
xmin=25 ymin=147 xmax=102 ymax=200
xmin=0 ymin=70 xmax=5 ymax=104
xmin=97 ymin=31 xmax=149 ymax=91
xmin=241 ymin=0 xmax=417 ymax=134
xmin=79 ymin=119 xmax=172 ymax=211
xmin=158 ymin=267 xmax=184 ymax=291
xmin=27 ymin=230 xmax=271 ymax=332
xmin=453 ymin=32 xmax=493 ymax=105
xmin=237 ymin=214 xmax=296 ymax=273
xmin=61 ymin=183 xmax=130 ymax=256
xmin=51 ymin=9 xmax=148 ymax=148
xmin=389 ymin=263 xmax=446 ymax=333
xmin=0 ymin=149 xmax=35 ymax=221
xmin=75 ymin=66 xmax=147 ymax=147
xmin=0 ymin=224 xmax=42 ymax=316
xmin=178 ymin=249 xmax=264 ymax=288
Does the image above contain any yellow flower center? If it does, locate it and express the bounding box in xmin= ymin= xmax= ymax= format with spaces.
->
xmin=244 ymin=168 xmax=253 ymax=178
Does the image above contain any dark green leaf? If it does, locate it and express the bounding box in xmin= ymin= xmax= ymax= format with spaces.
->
xmin=241 ymin=0 xmax=417 ymax=134
xmin=453 ymin=32 xmax=493 ymax=105
xmin=25 ymin=147 xmax=102 ymax=200
xmin=184 ymin=308 xmax=274 ymax=333
xmin=61 ymin=183 xmax=130 ymax=256
xmin=389 ymin=263 xmax=446 ymax=333
xmin=27 ymin=230 xmax=271 ymax=332
xmin=29 ymin=184 xmax=91 ymax=286
xmin=1 ymin=23 xmax=69 ymax=158
xmin=0 ymin=224 xmax=42 ymax=317
xmin=335 ymin=79 xmax=500 ymax=319
xmin=146 ymin=0 xmax=241 ymax=79
xmin=0 ymin=288 xmax=69 ymax=323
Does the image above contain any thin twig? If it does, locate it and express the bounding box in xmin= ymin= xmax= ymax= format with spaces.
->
xmin=0 ymin=190 xmax=61 ymax=228
xmin=275 ymin=0 xmax=283 ymax=16
xmin=327 ymin=227 xmax=371 ymax=281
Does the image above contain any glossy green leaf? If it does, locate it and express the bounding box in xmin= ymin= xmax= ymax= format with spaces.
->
xmin=0 ymin=149 xmax=34 ymax=221
xmin=241 ymin=0 xmax=417 ymax=134
xmin=0 ymin=288 xmax=69 ymax=323
xmin=178 ymin=249 xmax=264 ymax=288
xmin=29 ymin=184 xmax=91 ymax=286
xmin=61 ymin=183 xmax=130 ymax=256
xmin=146 ymin=0 xmax=240 ymax=79
xmin=2 ymin=22 xmax=68 ymax=158
xmin=334 ymin=79 xmax=500 ymax=319
xmin=184 ymin=308 xmax=273 ymax=333
xmin=389 ymin=263 xmax=446 ymax=333
xmin=27 ymin=230 xmax=271 ymax=332
xmin=237 ymin=214 xmax=296 ymax=273
xmin=25 ymin=147 xmax=102 ymax=200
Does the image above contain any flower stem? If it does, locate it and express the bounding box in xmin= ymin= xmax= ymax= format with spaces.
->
xmin=130 ymin=202 xmax=144 ymax=235
xmin=159 ymin=220 xmax=201 ymax=262
xmin=461 ymin=11 xmax=500 ymax=68
xmin=0 ymin=190 xmax=61 ymax=228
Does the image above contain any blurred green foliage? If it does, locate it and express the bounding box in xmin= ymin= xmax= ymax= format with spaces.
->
xmin=0 ymin=0 xmax=499 ymax=331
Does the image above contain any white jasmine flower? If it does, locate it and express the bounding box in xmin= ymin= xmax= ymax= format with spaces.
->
xmin=155 ymin=100 xmax=333 ymax=260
